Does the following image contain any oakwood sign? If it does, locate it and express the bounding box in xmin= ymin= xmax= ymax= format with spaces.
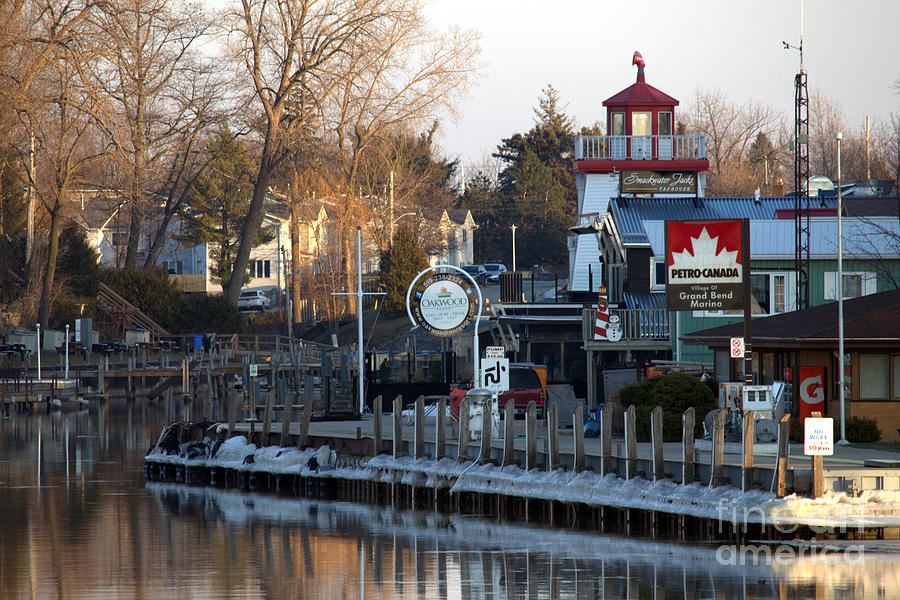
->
xmin=620 ymin=170 xmax=697 ymax=194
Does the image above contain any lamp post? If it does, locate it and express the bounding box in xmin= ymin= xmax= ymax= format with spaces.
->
xmin=36 ymin=323 xmax=41 ymax=381
xmin=836 ymin=132 xmax=848 ymax=445
xmin=510 ymin=224 xmax=518 ymax=272
xmin=65 ymin=323 xmax=70 ymax=379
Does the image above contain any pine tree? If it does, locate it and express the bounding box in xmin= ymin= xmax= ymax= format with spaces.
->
xmin=179 ymin=127 xmax=272 ymax=289
xmin=379 ymin=225 xmax=428 ymax=316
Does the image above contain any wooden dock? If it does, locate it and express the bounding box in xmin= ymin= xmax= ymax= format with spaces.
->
xmin=144 ymin=396 xmax=900 ymax=541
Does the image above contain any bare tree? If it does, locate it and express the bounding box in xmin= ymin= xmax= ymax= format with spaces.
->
xmin=89 ymin=0 xmax=213 ymax=268
xmin=682 ymin=87 xmax=784 ymax=196
xmin=0 ymin=0 xmax=99 ymax=299
xmin=808 ymin=88 xmax=847 ymax=181
xmin=221 ymin=0 xmax=387 ymax=302
xmin=141 ymin=56 xmax=235 ymax=268
xmin=22 ymin=10 xmax=108 ymax=327
xmin=222 ymin=0 xmax=480 ymax=302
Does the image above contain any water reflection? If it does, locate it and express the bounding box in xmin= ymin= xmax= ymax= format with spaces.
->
xmin=3 ymin=406 xmax=900 ymax=599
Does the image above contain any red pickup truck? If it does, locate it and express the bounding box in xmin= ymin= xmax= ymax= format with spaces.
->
xmin=449 ymin=363 xmax=547 ymax=418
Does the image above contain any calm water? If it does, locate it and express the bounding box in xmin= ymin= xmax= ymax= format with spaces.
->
xmin=3 ymin=404 xmax=900 ymax=599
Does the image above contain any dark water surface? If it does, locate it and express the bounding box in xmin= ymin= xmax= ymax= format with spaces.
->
xmin=2 ymin=404 xmax=899 ymax=599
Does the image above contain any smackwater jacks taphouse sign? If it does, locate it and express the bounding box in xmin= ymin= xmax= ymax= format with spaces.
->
xmin=665 ymin=219 xmax=745 ymax=311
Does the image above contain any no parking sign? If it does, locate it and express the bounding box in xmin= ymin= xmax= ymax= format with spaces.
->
xmin=730 ymin=337 xmax=744 ymax=358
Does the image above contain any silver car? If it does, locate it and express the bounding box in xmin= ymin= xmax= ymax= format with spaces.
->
xmin=482 ymin=263 xmax=508 ymax=284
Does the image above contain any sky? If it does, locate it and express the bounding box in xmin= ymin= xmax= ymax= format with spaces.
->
xmin=423 ymin=0 xmax=900 ymax=170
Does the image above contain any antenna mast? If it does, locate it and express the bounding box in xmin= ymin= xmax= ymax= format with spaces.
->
xmin=784 ymin=0 xmax=810 ymax=310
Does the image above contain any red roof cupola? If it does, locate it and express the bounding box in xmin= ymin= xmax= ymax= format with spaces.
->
xmin=575 ymin=52 xmax=708 ymax=175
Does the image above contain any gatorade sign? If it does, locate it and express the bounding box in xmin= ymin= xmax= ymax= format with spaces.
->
xmin=797 ymin=366 xmax=825 ymax=420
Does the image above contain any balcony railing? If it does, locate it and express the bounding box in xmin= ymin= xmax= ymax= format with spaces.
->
xmin=575 ymin=134 xmax=707 ymax=161
xmin=582 ymin=308 xmax=670 ymax=342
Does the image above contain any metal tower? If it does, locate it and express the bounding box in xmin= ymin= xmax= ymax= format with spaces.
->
xmin=794 ymin=69 xmax=810 ymax=310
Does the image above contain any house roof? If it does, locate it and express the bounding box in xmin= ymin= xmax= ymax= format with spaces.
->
xmin=682 ymin=288 xmax=900 ymax=350
xmin=609 ymin=196 xmax=832 ymax=247
xmin=447 ymin=208 xmax=474 ymax=226
xmin=67 ymin=188 xmax=129 ymax=230
xmin=843 ymin=197 xmax=900 ymax=217
xmin=603 ymin=81 xmax=679 ymax=107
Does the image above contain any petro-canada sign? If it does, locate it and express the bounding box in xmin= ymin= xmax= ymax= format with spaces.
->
xmin=665 ymin=219 xmax=744 ymax=311
xmin=407 ymin=269 xmax=478 ymax=337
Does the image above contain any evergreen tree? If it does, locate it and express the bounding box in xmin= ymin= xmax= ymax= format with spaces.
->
xmin=0 ymin=158 xmax=26 ymax=238
xmin=459 ymin=172 xmax=504 ymax=263
xmin=474 ymin=85 xmax=576 ymax=267
xmin=379 ymin=225 xmax=428 ymax=316
xmin=58 ymin=222 xmax=101 ymax=298
xmin=179 ymin=127 xmax=272 ymax=289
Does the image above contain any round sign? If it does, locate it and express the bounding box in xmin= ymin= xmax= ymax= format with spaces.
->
xmin=407 ymin=270 xmax=479 ymax=337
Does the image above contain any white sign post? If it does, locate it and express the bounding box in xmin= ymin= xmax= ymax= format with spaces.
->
xmin=804 ymin=417 xmax=834 ymax=456
xmin=729 ymin=337 xmax=745 ymax=359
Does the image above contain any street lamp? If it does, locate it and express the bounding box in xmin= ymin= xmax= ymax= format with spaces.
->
xmin=835 ymin=132 xmax=848 ymax=445
xmin=510 ymin=224 xmax=518 ymax=272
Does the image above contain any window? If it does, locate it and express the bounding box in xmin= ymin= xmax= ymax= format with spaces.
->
xmin=166 ymin=260 xmax=183 ymax=275
xmin=658 ymin=112 xmax=672 ymax=136
xmin=632 ymin=111 xmax=652 ymax=136
xmin=696 ymin=272 xmax=792 ymax=317
xmin=824 ymin=271 xmax=876 ymax=300
xmin=893 ymin=355 xmax=900 ymax=400
xmin=859 ymin=354 xmax=889 ymax=399
xmin=255 ymin=260 xmax=270 ymax=279
xmin=611 ymin=112 xmax=625 ymax=136
xmin=650 ymin=257 xmax=666 ymax=290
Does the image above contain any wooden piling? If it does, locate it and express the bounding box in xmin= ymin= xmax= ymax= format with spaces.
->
xmin=742 ymin=410 xmax=755 ymax=491
xmin=711 ymin=408 xmax=726 ymax=487
xmin=601 ymin=402 xmax=613 ymax=476
xmin=262 ymin=390 xmax=274 ymax=444
xmin=280 ymin=392 xmax=294 ymax=447
xmin=651 ymin=406 xmax=664 ymax=481
xmin=435 ymin=397 xmax=446 ymax=460
xmin=457 ymin=398 xmax=470 ymax=463
xmin=373 ymin=395 xmax=383 ymax=456
xmin=547 ymin=403 xmax=559 ymax=470
xmin=682 ymin=407 xmax=695 ymax=484
xmin=296 ymin=390 xmax=313 ymax=450
xmin=227 ymin=386 xmax=238 ymax=436
xmin=526 ymin=400 xmax=537 ymax=470
xmin=774 ymin=413 xmax=791 ymax=497
xmin=625 ymin=405 xmax=637 ymax=479
xmin=479 ymin=399 xmax=492 ymax=465
xmin=502 ymin=399 xmax=515 ymax=467
xmin=414 ymin=396 xmax=425 ymax=460
xmin=393 ymin=395 xmax=404 ymax=459
xmin=573 ymin=401 xmax=585 ymax=474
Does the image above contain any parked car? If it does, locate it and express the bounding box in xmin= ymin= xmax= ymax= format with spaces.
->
xmin=460 ymin=264 xmax=488 ymax=285
xmin=237 ymin=289 xmax=272 ymax=312
xmin=482 ymin=262 xmax=508 ymax=284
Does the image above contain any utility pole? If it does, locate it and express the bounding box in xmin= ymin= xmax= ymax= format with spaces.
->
xmin=388 ymin=170 xmax=394 ymax=247
xmin=281 ymin=245 xmax=292 ymax=337
xmin=26 ymin=129 xmax=35 ymax=271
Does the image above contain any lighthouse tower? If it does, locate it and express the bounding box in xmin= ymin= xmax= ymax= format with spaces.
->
xmin=568 ymin=52 xmax=709 ymax=293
